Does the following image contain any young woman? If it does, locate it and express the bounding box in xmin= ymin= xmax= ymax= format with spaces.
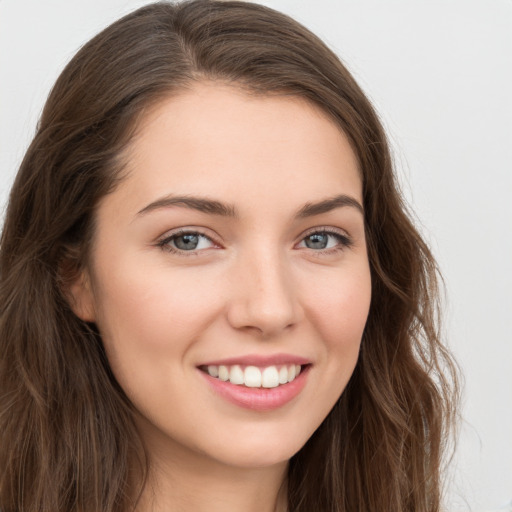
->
xmin=0 ymin=1 xmax=458 ymax=511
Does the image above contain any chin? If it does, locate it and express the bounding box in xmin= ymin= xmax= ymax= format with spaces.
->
xmin=201 ymin=425 xmax=313 ymax=469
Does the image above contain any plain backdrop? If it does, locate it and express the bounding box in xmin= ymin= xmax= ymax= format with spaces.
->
xmin=0 ymin=1 xmax=511 ymax=510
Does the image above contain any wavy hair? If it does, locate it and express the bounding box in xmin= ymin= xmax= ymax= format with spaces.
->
xmin=0 ymin=1 xmax=458 ymax=511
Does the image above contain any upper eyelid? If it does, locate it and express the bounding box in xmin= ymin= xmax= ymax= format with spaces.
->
xmin=155 ymin=223 xmax=355 ymax=249
xmin=296 ymin=231 xmax=352 ymax=247
xmin=298 ymin=225 xmax=352 ymax=240
xmin=157 ymin=225 xmax=349 ymax=236
xmin=157 ymin=227 xmax=218 ymax=243
xmin=156 ymin=230 xmax=219 ymax=256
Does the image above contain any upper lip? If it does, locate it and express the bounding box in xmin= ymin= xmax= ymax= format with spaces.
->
xmin=198 ymin=353 xmax=312 ymax=367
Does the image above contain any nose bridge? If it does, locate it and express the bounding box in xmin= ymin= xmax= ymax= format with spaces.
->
xmin=227 ymin=243 xmax=301 ymax=336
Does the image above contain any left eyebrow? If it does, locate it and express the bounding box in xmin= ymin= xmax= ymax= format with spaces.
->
xmin=296 ymin=194 xmax=364 ymax=218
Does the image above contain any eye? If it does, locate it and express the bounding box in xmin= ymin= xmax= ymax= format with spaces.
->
xmin=297 ymin=229 xmax=352 ymax=252
xmin=158 ymin=230 xmax=216 ymax=254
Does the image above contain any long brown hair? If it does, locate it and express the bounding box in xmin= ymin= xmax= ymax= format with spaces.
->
xmin=0 ymin=1 xmax=458 ymax=511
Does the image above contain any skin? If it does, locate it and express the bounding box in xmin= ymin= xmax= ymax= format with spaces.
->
xmin=70 ymin=82 xmax=372 ymax=512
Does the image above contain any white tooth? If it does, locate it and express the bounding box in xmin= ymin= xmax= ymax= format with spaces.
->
xmin=229 ymin=365 xmax=244 ymax=385
xmin=218 ymin=365 xmax=229 ymax=381
xmin=278 ymin=366 xmax=288 ymax=384
xmin=287 ymin=364 xmax=296 ymax=382
xmin=244 ymin=366 xmax=262 ymax=388
xmin=262 ymin=366 xmax=279 ymax=388
xmin=295 ymin=364 xmax=301 ymax=376
xmin=207 ymin=365 xmax=219 ymax=378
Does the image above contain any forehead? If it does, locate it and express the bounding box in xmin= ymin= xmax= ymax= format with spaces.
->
xmin=115 ymin=82 xmax=362 ymax=214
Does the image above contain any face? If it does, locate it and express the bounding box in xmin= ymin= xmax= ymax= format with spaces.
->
xmin=72 ymin=82 xmax=371 ymax=470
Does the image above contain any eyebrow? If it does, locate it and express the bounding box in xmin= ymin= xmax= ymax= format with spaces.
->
xmin=296 ymin=194 xmax=364 ymax=218
xmin=137 ymin=195 xmax=238 ymax=218
xmin=136 ymin=193 xmax=364 ymax=219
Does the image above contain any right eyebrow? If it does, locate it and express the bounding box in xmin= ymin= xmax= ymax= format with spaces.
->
xmin=136 ymin=195 xmax=238 ymax=218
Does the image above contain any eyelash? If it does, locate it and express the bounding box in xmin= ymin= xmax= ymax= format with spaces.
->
xmin=298 ymin=227 xmax=354 ymax=255
xmin=156 ymin=229 xmax=217 ymax=256
xmin=156 ymin=227 xmax=353 ymax=256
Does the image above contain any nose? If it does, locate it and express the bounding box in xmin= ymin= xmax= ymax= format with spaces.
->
xmin=226 ymin=248 xmax=303 ymax=338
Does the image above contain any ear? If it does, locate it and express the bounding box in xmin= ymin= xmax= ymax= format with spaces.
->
xmin=64 ymin=268 xmax=97 ymax=323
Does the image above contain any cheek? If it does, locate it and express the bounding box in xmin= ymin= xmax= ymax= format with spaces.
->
xmin=290 ymin=263 xmax=371 ymax=441
xmin=311 ymin=267 xmax=371 ymax=332
xmin=303 ymin=262 xmax=371 ymax=361
xmin=92 ymin=257 xmax=225 ymax=367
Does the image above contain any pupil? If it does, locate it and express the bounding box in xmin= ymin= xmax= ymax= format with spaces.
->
xmin=306 ymin=233 xmax=328 ymax=249
xmin=175 ymin=234 xmax=199 ymax=250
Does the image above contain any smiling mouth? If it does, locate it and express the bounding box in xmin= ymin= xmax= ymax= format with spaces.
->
xmin=198 ymin=364 xmax=310 ymax=389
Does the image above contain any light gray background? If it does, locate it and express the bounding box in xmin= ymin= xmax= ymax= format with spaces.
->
xmin=0 ymin=1 xmax=510 ymax=510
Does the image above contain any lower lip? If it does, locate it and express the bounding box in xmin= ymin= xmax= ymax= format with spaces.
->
xmin=198 ymin=365 xmax=311 ymax=411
